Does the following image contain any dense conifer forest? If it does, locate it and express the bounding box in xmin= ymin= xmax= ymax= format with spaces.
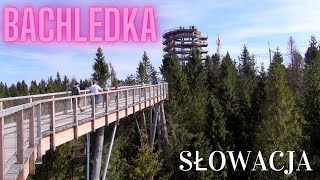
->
xmin=1 ymin=36 xmax=320 ymax=179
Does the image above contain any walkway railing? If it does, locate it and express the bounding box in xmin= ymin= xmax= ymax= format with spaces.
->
xmin=0 ymin=85 xmax=143 ymax=110
xmin=0 ymin=83 xmax=168 ymax=179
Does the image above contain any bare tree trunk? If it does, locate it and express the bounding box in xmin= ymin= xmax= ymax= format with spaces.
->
xmin=92 ymin=127 xmax=105 ymax=180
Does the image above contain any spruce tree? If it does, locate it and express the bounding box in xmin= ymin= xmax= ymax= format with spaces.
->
xmin=29 ymin=80 xmax=40 ymax=95
xmin=136 ymin=61 xmax=147 ymax=84
xmin=16 ymin=81 xmax=23 ymax=95
xmin=102 ymin=138 xmax=129 ymax=180
xmin=287 ymin=37 xmax=304 ymax=95
xmin=129 ymin=143 xmax=162 ymax=180
xmin=46 ymin=76 xmax=55 ymax=93
xmin=18 ymin=80 xmax=29 ymax=95
xmin=62 ymin=75 xmax=69 ymax=91
xmin=237 ymin=45 xmax=257 ymax=150
xmin=136 ymin=51 xmax=155 ymax=84
xmin=39 ymin=79 xmax=47 ymax=94
xmin=302 ymin=36 xmax=320 ymax=177
xmin=184 ymin=132 xmax=213 ymax=179
xmin=109 ymin=63 xmax=119 ymax=86
xmin=124 ymin=74 xmax=136 ymax=85
xmin=254 ymin=51 xmax=301 ymax=179
xmin=184 ymin=49 xmax=208 ymax=132
xmin=0 ymin=82 xmax=4 ymax=98
xmin=3 ymin=83 xmax=9 ymax=97
xmin=92 ymin=47 xmax=109 ymax=86
xmin=55 ymin=72 xmax=63 ymax=92
xmin=206 ymin=95 xmax=229 ymax=179
xmin=252 ymin=63 xmax=267 ymax=124
xmin=9 ymin=84 xmax=18 ymax=97
xmin=160 ymin=55 xmax=190 ymax=178
xmin=205 ymin=53 xmax=221 ymax=95
xmin=218 ymin=52 xmax=239 ymax=147
xmin=149 ymin=65 xmax=159 ymax=84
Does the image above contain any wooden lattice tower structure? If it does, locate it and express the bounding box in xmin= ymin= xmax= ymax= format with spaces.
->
xmin=162 ymin=26 xmax=208 ymax=65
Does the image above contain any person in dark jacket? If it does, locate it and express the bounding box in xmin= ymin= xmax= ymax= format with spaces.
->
xmin=71 ymin=82 xmax=85 ymax=112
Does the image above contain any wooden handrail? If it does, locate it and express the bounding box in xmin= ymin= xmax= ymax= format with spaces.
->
xmin=0 ymin=83 xmax=168 ymax=118
xmin=0 ymin=84 xmax=147 ymax=102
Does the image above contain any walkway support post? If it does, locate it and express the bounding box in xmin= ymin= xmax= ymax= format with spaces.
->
xmin=86 ymin=133 xmax=90 ymax=180
xmin=91 ymin=95 xmax=96 ymax=132
xmin=17 ymin=110 xmax=24 ymax=179
xmin=139 ymin=88 xmax=141 ymax=110
xmin=102 ymin=121 xmax=118 ymax=180
xmin=36 ymin=104 xmax=42 ymax=164
xmin=0 ymin=116 xmax=4 ymax=180
xmin=50 ymin=96 xmax=56 ymax=150
xmin=133 ymin=89 xmax=135 ymax=112
xmin=29 ymin=106 xmax=36 ymax=175
xmin=73 ymin=98 xmax=79 ymax=140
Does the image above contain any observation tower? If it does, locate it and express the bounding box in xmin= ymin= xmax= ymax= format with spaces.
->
xmin=162 ymin=26 xmax=208 ymax=64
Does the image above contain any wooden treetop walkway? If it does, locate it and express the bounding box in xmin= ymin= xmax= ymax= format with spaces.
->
xmin=0 ymin=83 xmax=168 ymax=180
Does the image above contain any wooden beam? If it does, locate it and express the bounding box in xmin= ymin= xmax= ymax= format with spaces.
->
xmin=126 ymin=90 xmax=128 ymax=117
xmin=153 ymin=86 xmax=156 ymax=105
xmin=117 ymin=91 xmax=120 ymax=121
xmin=70 ymin=97 xmax=73 ymax=111
xmin=0 ymin=116 xmax=4 ymax=180
xmin=132 ymin=89 xmax=135 ymax=112
xmin=29 ymin=106 xmax=36 ymax=175
xmin=105 ymin=92 xmax=109 ymax=113
xmin=149 ymin=87 xmax=151 ymax=105
xmin=105 ymin=93 xmax=109 ymax=126
xmin=139 ymin=88 xmax=141 ymax=111
xmin=161 ymin=84 xmax=164 ymax=100
xmin=117 ymin=91 xmax=119 ymax=111
xmin=17 ymin=110 xmax=24 ymax=164
xmin=50 ymin=97 xmax=56 ymax=150
xmin=64 ymin=99 xmax=68 ymax=114
xmin=157 ymin=86 xmax=159 ymax=102
xmin=91 ymin=95 xmax=96 ymax=132
xmin=74 ymin=98 xmax=79 ymax=140
xmin=29 ymin=106 xmax=35 ymax=148
xmin=84 ymin=92 xmax=87 ymax=107
xmin=36 ymin=104 xmax=42 ymax=161
xmin=144 ymin=86 xmax=147 ymax=108
xmin=29 ymin=151 xmax=36 ymax=175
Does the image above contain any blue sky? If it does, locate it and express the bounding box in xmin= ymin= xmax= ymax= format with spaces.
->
xmin=1 ymin=0 xmax=320 ymax=85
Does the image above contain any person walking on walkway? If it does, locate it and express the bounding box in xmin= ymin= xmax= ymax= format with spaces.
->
xmin=90 ymin=80 xmax=103 ymax=107
xmin=71 ymin=82 xmax=85 ymax=112
xmin=103 ymin=83 xmax=109 ymax=108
